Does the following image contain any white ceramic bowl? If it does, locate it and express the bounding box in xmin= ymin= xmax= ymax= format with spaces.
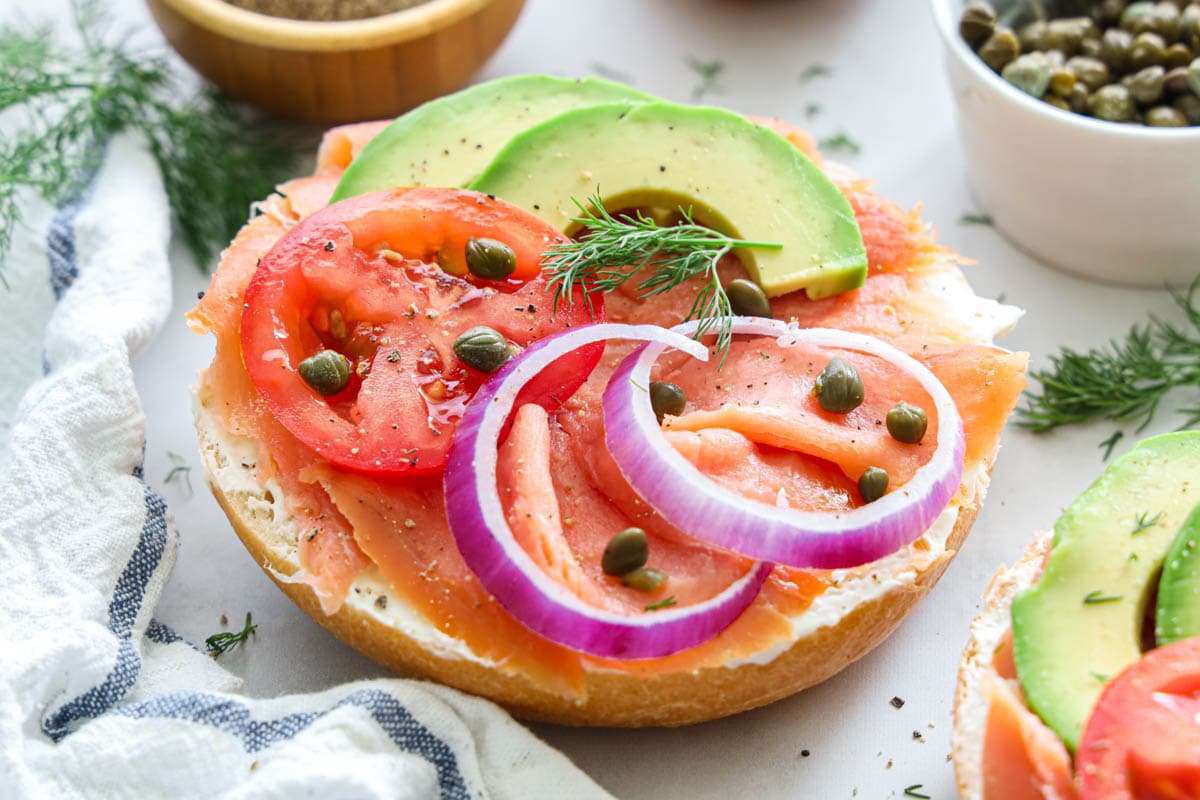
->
xmin=930 ymin=0 xmax=1200 ymax=287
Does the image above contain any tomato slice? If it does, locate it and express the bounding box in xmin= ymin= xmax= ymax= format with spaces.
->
xmin=1077 ymin=638 xmax=1200 ymax=800
xmin=241 ymin=188 xmax=603 ymax=477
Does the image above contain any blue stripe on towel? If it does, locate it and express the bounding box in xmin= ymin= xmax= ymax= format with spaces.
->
xmin=145 ymin=619 xmax=183 ymax=645
xmin=46 ymin=198 xmax=84 ymax=302
xmin=42 ymin=481 xmax=171 ymax=740
xmin=116 ymin=688 xmax=472 ymax=798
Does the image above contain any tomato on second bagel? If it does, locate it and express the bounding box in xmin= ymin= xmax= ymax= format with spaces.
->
xmin=1077 ymin=637 xmax=1200 ymax=800
xmin=241 ymin=187 xmax=602 ymax=477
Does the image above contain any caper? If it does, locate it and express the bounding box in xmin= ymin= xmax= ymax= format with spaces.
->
xmin=1190 ymin=56 xmax=1200 ymax=93
xmin=1121 ymin=1 xmax=1157 ymax=33
xmin=1050 ymin=68 xmax=1078 ymax=96
xmin=858 ymin=467 xmax=889 ymax=504
xmin=1165 ymin=42 xmax=1195 ymax=67
xmin=1130 ymin=65 xmax=1167 ymax=101
xmin=1067 ymin=55 xmax=1112 ymax=90
xmin=622 ymin=567 xmax=668 ymax=593
xmin=1132 ymin=31 xmax=1168 ymax=67
xmin=1182 ymin=3 xmax=1200 ymax=40
xmin=464 ymin=237 xmax=517 ymax=281
xmin=1080 ymin=36 xmax=1104 ymax=57
xmin=1003 ymin=52 xmax=1055 ymax=97
xmin=960 ymin=0 xmax=997 ymax=48
xmin=1101 ymin=0 xmax=1130 ymax=22
xmin=1046 ymin=18 xmax=1097 ymax=55
xmin=452 ymin=326 xmax=513 ymax=373
xmin=1069 ymin=81 xmax=1092 ymax=112
xmin=814 ymin=357 xmax=865 ymax=414
xmin=649 ymin=381 xmax=687 ymax=423
xmin=886 ymin=402 xmax=929 ymax=444
xmin=602 ymin=527 xmax=649 ymax=577
xmin=1150 ymin=1 xmax=1182 ymax=40
xmin=1165 ymin=64 xmax=1193 ymax=92
xmin=1175 ymin=92 xmax=1200 ymax=122
xmin=726 ymin=278 xmax=772 ymax=318
xmin=979 ymin=28 xmax=1021 ymax=71
xmin=1101 ymin=27 xmax=1135 ymax=70
xmin=298 ymin=350 xmax=351 ymax=396
xmin=1019 ymin=20 xmax=1050 ymax=52
xmin=1146 ymin=104 xmax=1190 ymax=123
xmin=1090 ymin=83 xmax=1138 ymax=120
xmin=1045 ymin=94 xmax=1072 ymax=110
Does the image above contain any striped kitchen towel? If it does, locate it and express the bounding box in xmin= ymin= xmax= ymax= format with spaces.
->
xmin=0 ymin=132 xmax=611 ymax=800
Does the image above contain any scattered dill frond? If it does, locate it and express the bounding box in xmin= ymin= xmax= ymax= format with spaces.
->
xmin=1020 ymin=277 xmax=1200 ymax=432
xmin=1098 ymin=430 xmax=1124 ymax=460
xmin=1083 ymin=590 xmax=1123 ymax=604
xmin=818 ymin=131 xmax=861 ymax=155
xmin=903 ymin=786 xmax=931 ymax=799
xmin=541 ymin=194 xmax=782 ymax=357
xmin=685 ymin=56 xmax=724 ymax=100
xmin=799 ymin=63 xmax=833 ymax=82
xmin=0 ymin=0 xmax=306 ymax=284
xmin=959 ymin=212 xmax=993 ymax=225
xmin=644 ymin=596 xmax=676 ymax=611
xmin=589 ymin=62 xmax=633 ymax=85
xmin=205 ymin=612 xmax=256 ymax=657
xmin=163 ymin=451 xmax=193 ymax=496
xmin=1131 ymin=511 xmax=1163 ymax=535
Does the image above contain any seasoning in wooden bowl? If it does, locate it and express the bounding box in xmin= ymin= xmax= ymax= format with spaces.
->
xmin=221 ymin=0 xmax=433 ymax=21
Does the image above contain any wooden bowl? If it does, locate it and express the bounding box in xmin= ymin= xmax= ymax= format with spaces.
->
xmin=146 ymin=0 xmax=527 ymax=123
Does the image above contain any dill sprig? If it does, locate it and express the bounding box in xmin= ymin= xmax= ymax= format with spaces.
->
xmin=205 ymin=612 xmax=257 ymax=657
xmin=541 ymin=194 xmax=782 ymax=356
xmin=0 ymin=0 xmax=306 ymax=285
xmin=1019 ymin=277 xmax=1200 ymax=432
xmin=685 ymin=56 xmax=724 ymax=100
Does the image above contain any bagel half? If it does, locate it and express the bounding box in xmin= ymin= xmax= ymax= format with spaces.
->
xmin=951 ymin=531 xmax=1054 ymax=798
xmin=191 ymin=115 xmax=1024 ymax=727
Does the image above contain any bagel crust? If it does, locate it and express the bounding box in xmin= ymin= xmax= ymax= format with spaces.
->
xmin=197 ymin=401 xmax=990 ymax=727
xmin=951 ymin=531 xmax=1054 ymax=799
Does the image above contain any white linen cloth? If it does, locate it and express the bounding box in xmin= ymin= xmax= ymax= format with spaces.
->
xmin=0 ymin=132 xmax=611 ymax=800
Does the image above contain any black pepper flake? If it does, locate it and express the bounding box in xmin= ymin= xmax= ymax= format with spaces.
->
xmin=526 ymin=304 xmax=536 ymax=313
xmin=486 ymin=194 xmax=496 ymax=201
xmin=659 ymin=165 xmax=666 ymax=172
xmin=890 ymin=696 xmax=905 ymax=709
xmin=375 ymin=595 xmax=388 ymax=610
xmin=324 ymin=240 xmax=336 ymax=252
xmin=800 ymin=749 xmax=810 ymax=757
xmin=196 ymin=291 xmax=206 ymax=300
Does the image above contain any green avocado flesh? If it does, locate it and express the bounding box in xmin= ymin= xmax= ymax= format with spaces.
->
xmin=1155 ymin=501 xmax=1200 ymax=646
xmin=1011 ymin=431 xmax=1200 ymax=752
xmin=331 ymin=75 xmax=653 ymax=202
xmin=468 ymin=102 xmax=867 ymax=300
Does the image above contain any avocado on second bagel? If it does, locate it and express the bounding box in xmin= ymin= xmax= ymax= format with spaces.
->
xmin=1011 ymin=431 xmax=1200 ymax=752
xmin=469 ymin=101 xmax=868 ymax=301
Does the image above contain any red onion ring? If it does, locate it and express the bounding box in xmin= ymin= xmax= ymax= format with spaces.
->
xmin=444 ymin=323 xmax=773 ymax=660
xmin=603 ymin=318 xmax=966 ymax=569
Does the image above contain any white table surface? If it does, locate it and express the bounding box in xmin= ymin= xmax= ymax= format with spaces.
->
xmin=93 ymin=0 xmax=1192 ymax=797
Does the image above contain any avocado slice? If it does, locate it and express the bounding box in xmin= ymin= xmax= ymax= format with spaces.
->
xmin=1155 ymin=501 xmax=1200 ymax=646
xmin=1011 ymin=431 xmax=1200 ymax=751
xmin=468 ymin=102 xmax=867 ymax=300
xmin=331 ymin=75 xmax=654 ymax=202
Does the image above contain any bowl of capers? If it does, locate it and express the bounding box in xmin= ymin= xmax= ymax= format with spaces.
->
xmin=931 ymin=0 xmax=1200 ymax=287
